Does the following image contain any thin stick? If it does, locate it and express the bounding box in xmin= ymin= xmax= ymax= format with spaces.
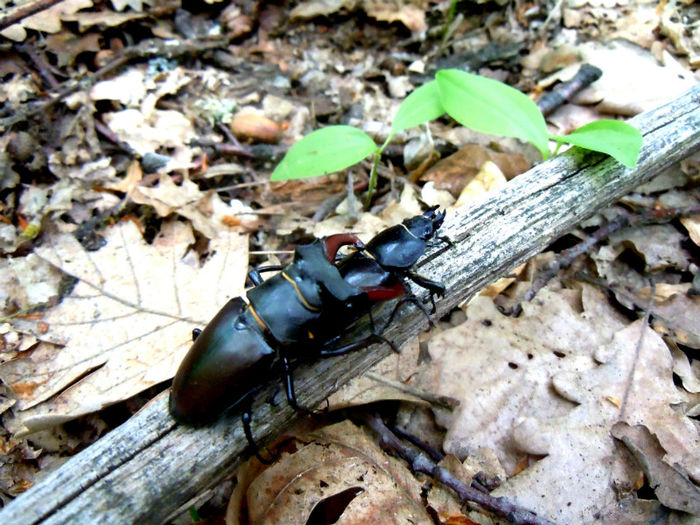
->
xmin=361 ymin=413 xmax=558 ymax=525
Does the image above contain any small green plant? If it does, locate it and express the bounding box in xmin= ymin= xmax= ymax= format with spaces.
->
xmin=271 ymin=69 xmax=643 ymax=203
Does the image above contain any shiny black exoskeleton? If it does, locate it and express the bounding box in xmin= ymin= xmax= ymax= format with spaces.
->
xmin=169 ymin=207 xmax=448 ymax=453
xmin=339 ymin=208 xmax=448 ymax=309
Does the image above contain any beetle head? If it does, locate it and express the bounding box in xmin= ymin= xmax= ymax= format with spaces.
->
xmin=402 ymin=206 xmax=445 ymax=240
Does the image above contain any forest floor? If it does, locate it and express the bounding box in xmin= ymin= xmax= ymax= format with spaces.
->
xmin=0 ymin=0 xmax=699 ymax=524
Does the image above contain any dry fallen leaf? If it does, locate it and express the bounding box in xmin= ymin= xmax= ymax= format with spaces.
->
xmin=591 ymin=223 xmax=693 ymax=308
xmin=362 ymin=0 xmax=427 ymax=35
xmin=44 ymin=32 xmax=102 ymax=68
xmin=291 ymin=0 xmax=427 ymax=34
xmin=660 ymin=1 xmax=700 ymax=68
xmin=680 ymin=215 xmax=700 ymax=247
xmin=452 ymin=160 xmax=508 ymax=210
xmin=492 ymin=319 xmax=700 ymax=522
xmin=1 ymin=0 xmax=93 ymax=42
xmin=418 ymin=281 xmax=700 ymax=522
xmin=609 ymin=224 xmax=691 ymax=272
xmin=422 ymin=283 xmax=628 ymax=472
xmin=574 ymin=39 xmax=697 ymax=115
xmin=1 ymin=220 xmax=248 ymax=433
xmin=226 ymin=420 xmax=432 ymax=525
xmin=650 ymin=293 xmax=700 ymax=349
xmin=612 ymin=422 xmax=700 ymax=515
xmin=131 ymin=174 xmax=258 ymax=238
xmin=0 ymin=254 xmax=64 ymax=317
xmin=61 ymin=10 xmax=147 ymax=31
xmin=421 ymin=144 xmax=531 ymax=198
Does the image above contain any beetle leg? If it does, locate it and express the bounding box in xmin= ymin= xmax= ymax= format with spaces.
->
xmin=280 ymin=355 xmax=301 ymax=412
xmin=191 ymin=328 xmax=202 ymax=341
xmin=318 ymin=332 xmax=400 ymax=356
xmin=280 ymin=355 xmax=321 ymax=415
xmin=280 ymin=356 xmax=331 ymax=415
xmin=241 ymin=408 xmax=275 ymax=464
xmin=382 ymin=293 xmax=435 ymax=332
xmin=266 ymin=383 xmax=281 ymax=407
xmin=405 ymin=271 xmax=445 ymax=315
xmin=248 ymin=265 xmax=284 ymax=286
xmin=361 ymin=281 xmax=433 ymax=328
xmin=323 ymin=233 xmax=365 ymax=262
xmin=406 ymin=271 xmax=445 ymax=297
xmin=426 ymin=235 xmax=454 ymax=249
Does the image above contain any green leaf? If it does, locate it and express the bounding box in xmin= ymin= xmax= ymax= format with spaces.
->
xmin=271 ymin=126 xmax=378 ymax=181
xmin=550 ymin=120 xmax=642 ymax=168
xmin=390 ymin=81 xmax=445 ymax=134
xmin=436 ymin=69 xmax=550 ymax=160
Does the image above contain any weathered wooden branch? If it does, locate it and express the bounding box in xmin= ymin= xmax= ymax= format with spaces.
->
xmin=2 ymin=84 xmax=698 ymax=524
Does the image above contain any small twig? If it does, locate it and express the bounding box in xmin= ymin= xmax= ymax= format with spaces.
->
xmin=190 ymin=139 xmax=255 ymax=159
xmin=0 ymin=0 xmax=65 ymax=32
xmin=248 ymin=250 xmax=294 ymax=256
xmin=216 ymin=122 xmax=239 ymax=145
xmin=361 ymin=413 xmax=558 ymax=525
xmin=389 ymin=424 xmax=444 ymax=462
xmin=215 ymin=181 xmax=267 ymax=192
xmin=364 ymin=372 xmax=457 ymax=410
xmin=537 ymin=64 xmax=603 ymax=116
xmin=504 ymin=203 xmax=700 ymax=316
xmin=15 ymin=42 xmax=60 ymax=89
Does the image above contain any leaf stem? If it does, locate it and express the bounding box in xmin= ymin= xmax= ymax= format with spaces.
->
xmin=364 ymin=135 xmax=392 ymax=208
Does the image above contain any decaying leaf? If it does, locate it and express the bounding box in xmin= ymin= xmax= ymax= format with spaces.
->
xmin=421 ymin=144 xmax=531 ymax=198
xmin=574 ymin=39 xmax=696 ymax=115
xmin=420 ymin=282 xmax=700 ymax=523
xmin=1 ymin=0 xmax=93 ymax=42
xmin=291 ymin=0 xmax=427 ymax=34
xmin=492 ymin=320 xmax=700 ymax=522
xmin=650 ymin=293 xmax=700 ymax=349
xmin=612 ymin=422 xmax=700 ymax=515
xmin=1 ymin=220 xmax=248 ymax=433
xmin=45 ymin=32 xmax=102 ymax=68
xmin=226 ymin=420 xmax=432 ymax=525
xmin=131 ymin=174 xmax=258 ymax=238
xmin=422 ymin=283 xmax=628 ymax=472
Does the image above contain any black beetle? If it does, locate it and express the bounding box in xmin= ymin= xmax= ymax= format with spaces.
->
xmin=169 ymin=207 xmax=448 ymax=449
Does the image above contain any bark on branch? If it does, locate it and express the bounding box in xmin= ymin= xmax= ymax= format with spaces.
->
xmin=2 ymin=84 xmax=699 ymax=524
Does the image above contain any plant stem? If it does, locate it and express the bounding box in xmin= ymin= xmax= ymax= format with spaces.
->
xmin=364 ymin=136 xmax=391 ymax=208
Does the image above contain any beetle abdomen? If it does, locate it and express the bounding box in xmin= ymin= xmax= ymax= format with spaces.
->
xmin=170 ymin=299 xmax=276 ymax=424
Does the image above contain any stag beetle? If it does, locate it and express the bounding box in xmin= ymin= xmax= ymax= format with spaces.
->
xmin=169 ymin=207 xmax=448 ymax=452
